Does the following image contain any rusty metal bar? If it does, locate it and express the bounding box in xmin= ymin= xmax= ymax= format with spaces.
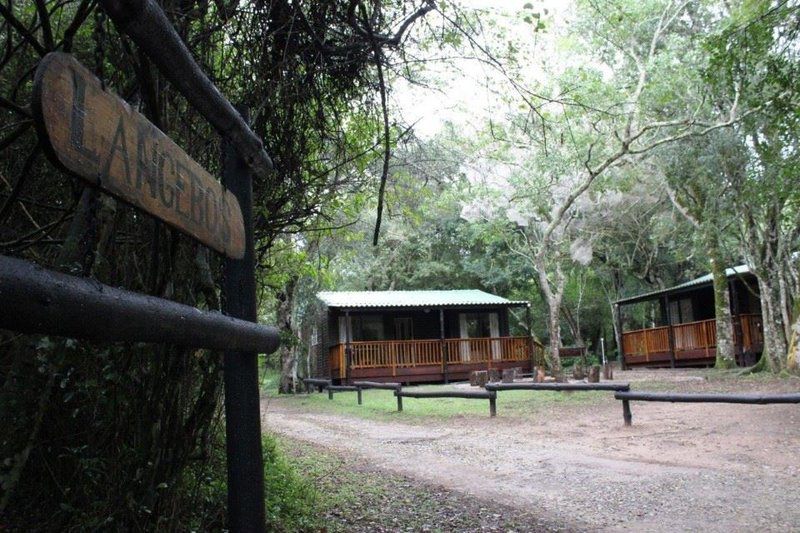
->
xmin=98 ymin=0 xmax=273 ymax=178
xmin=0 ymin=254 xmax=279 ymax=353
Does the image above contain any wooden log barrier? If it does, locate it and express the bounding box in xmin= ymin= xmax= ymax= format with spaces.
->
xmin=352 ymin=381 xmax=402 ymax=406
xmin=0 ymin=254 xmax=279 ymax=353
xmin=394 ymin=389 xmax=498 ymax=417
xmin=302 ymin=378 xmax=332 ymax=393
xmin=614 ymin=391 xmax=800 ymax=426
xmin=326 ymin=385 xmax=359 ymax=401
xmin=485 ymin=382 xmax=630 ymax=392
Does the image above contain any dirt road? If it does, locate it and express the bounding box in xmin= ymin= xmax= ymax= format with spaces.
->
xmin=263 ymin=370 xmax=800 ymax=532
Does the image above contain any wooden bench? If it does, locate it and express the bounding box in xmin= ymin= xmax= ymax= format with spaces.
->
xmin=394 ymin=389 xmax=498 ymax=417
xmin=614 ymin=391 xmax=800 ymax=426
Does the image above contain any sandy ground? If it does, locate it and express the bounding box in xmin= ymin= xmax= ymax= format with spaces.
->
xmin=262 ymin=369 xmax=800 ymax=532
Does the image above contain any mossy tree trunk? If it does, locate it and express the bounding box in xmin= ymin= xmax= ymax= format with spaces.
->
xmin=706 ymin=236 xmax=736 ymax=369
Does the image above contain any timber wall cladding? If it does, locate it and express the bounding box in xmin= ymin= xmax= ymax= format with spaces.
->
xmin=32 ymin=52 xmax=245 ymax=259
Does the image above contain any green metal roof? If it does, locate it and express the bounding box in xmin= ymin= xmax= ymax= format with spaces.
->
xmin=317 ymin=290 xmax=528 ymax=309
xmin=615 ymin=264 xmax=752 ymax=306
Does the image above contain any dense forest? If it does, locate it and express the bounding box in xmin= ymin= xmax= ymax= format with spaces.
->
xmin=1 ymin=0 xmax=798 ymax=529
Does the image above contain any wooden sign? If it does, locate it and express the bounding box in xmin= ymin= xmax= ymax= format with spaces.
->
xmin=32 ymin=52 xmax=245 ymax=259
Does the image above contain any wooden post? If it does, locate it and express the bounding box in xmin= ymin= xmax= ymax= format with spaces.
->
xmin=328 ymin=388 xmax=333 ymax=400
xmin=439 ymin=308 xmax=448 ymax=384
xmin=357 ymin=387 xmax=362 ymax=405
xmin=489 ymin=392 xmax=497 ymax=417
xmin=395 ymin=389 xmax=403 ymax=412
xmin=221 ymin=106 xmax=266 ymax=533
xmin=622 ymin=399 xmax=632 ymax=426
xmin=664 ymin=295 xmax=676 ymax=368
xmin=345 ymin=309 xmax=352 ymax=384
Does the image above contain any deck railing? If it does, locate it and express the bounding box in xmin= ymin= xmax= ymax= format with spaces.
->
xmin=621 ymin=315 xmax=763 ymax=362
xmin=328 ymin=336 xmax=543 ymax=379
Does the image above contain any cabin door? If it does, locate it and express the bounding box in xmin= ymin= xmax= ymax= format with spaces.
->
xmin=458 ymin=312 xmax=500 ymax=361
xmin=394 ymin=317 xmax=414 ymax=366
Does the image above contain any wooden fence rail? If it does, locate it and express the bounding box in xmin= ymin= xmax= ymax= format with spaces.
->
xmin=614 ymin=391 xmax=800 ymax=426
xmin=394 ymin=389 xmax=497 ymax=417
xmin=485 ymin=382 xmax=630 ymax=393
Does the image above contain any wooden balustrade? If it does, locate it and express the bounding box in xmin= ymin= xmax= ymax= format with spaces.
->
xmin=621 ymin=326 xmax=670 ymax=358
xmin=621 ymin=315 xmax=763 ymax=365
xmin=327 ymin=336 xmax=540 ymax=375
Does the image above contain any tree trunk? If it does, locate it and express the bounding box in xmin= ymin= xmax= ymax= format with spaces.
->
xmin=706 ymin=236 xmax=735 ymax=368
xmin=786 ymin=301 xmax=799 ymax=373
xmin=277 ymin=279 xmax=298 ymax=394
xmin=757 ymin=276 xmax=786 ymax=372
xmin=547 ymin=299 xmax=563 ymax=377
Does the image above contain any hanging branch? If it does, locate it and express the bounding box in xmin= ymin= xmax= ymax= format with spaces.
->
xmin=371 ymin=41 xmax=391 ymax=246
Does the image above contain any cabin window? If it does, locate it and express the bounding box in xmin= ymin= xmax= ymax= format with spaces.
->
xmin=351 ymin=315 xmax=385 ymax=341
xmin=669 ymin=298 xmax=694 ymax=324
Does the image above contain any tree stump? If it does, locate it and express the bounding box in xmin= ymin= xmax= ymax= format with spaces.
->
xmin=471 ymin=370 xmax=489 ymax=387
xmin=488 ymin=368 xmax=501 ymax=382
xmin=588 ymin=365 xmax=600 ymax=383
xmin=502 ymin=368 xmax=515 ymax=383
xmin=534 ymin=367 xmax=546 ymax=383
xmin=572 ymin=364 xmax=585 ymax=380
xmin=603 ymin=363 xmax=614 ymax=380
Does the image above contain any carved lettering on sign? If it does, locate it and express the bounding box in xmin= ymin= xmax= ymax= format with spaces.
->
xmin=32 ymin=52 xmax=245 ymax=259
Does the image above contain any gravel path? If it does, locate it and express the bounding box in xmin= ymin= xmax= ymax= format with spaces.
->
xmin=263 ymin=370 xmax=800 ymax=532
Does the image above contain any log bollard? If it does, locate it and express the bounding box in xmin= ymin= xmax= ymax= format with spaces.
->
xmin=622 ymin=399 xmax=632 ymax=426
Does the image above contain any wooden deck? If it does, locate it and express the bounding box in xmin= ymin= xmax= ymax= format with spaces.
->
xmin=621 ymin=314 xmax=763 ymax=367
xmin=329 ymin=336 xmax=545 ymax=383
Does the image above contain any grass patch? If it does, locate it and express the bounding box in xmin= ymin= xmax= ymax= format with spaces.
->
xmin=277 ymin=437 xmax=549 ymax=532
xmin=267 ymin=382 xmax=597 ymax=421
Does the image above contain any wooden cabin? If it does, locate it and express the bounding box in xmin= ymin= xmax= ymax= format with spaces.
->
xmin=615 ymin=265 xmax=763 ymax=368
xmin=312 ymin=290 xmax=545 ymax=384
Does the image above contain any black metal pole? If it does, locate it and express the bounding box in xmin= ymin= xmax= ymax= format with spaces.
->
xmin=221 ymin=106 xmax=266 ymax=533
